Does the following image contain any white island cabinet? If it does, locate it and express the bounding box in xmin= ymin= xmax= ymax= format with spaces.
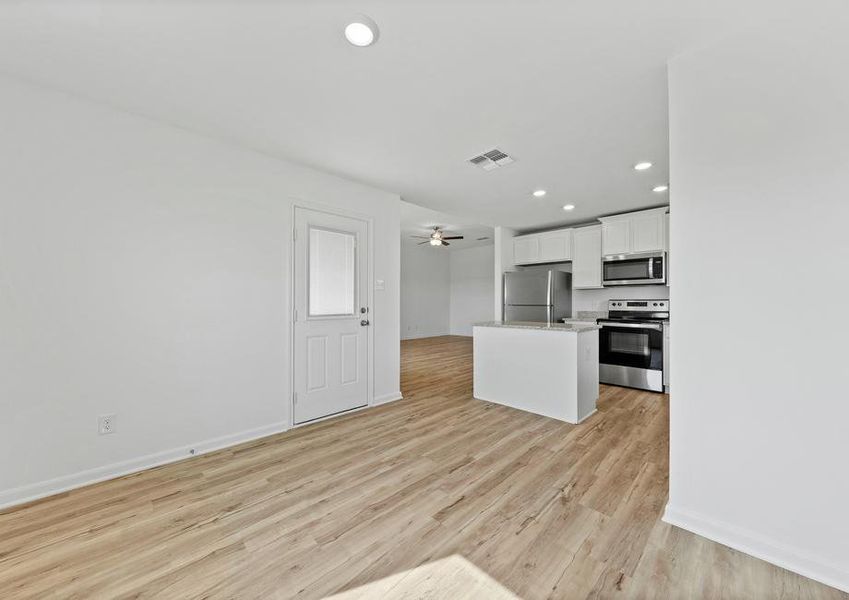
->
xmin=473 ymin=322 xmax=600 ymax=424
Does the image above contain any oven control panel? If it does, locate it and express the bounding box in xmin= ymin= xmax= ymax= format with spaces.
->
xmin=608 ymin=299 xmax=669 ymax=311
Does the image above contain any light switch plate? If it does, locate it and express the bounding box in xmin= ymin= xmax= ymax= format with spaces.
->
xmin=375 ymin=279 xmax=385 ymax=290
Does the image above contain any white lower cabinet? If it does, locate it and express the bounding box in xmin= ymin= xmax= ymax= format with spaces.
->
xmin=663 ymin=322 xmax=670 ymax=391
xmin=571 ymin=225 xmax=602 ymax=288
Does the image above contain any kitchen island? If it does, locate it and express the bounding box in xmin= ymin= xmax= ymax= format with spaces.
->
xmin=473 ymin=321 xmax=600 ymax=424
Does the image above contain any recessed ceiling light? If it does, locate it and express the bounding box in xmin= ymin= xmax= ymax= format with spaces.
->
xmin=344 ymin=15 xmax=379 ymax=47
xmin=562 ymin=204 xmax=575 ymax=211
xmin=634 ymin=162 xmax=653 ymax=171
xmin=653 ymin=184 xmax=669 ymax=192
xmin=532 ymin=189 xmax=547 ymax=198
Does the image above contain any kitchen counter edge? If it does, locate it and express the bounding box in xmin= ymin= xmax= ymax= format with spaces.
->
xmin=474 ymin=321 xmax=601 ymax=333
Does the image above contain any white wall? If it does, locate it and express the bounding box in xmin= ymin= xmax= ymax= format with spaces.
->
xmin=493 ymin=226 xmax=517 ymax=319
xmin=400 ymin=244 xmax=450 ymax=339
xmin=449 ymin=245 xmax=495 ymax=336
xmin=0 ymin=76 xmax=401 ymax=508
xmin=400 ymin=244 xmax=494 ymax=338
xmin=666 ymin=8 xmax=849 ymax=592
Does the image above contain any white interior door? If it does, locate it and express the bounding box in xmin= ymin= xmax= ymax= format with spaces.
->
xmin=293 ymin=207 xmax=369 ymax=424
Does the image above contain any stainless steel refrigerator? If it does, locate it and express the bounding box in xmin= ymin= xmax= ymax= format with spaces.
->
xmin=503 ymin=270 xmax=572 ymax=323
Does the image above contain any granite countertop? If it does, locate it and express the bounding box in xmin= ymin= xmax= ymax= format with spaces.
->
xmin=474 ymin=321 xmax=601 ymax=333
xmin=575 ymin=310 xmax=608 ymax=321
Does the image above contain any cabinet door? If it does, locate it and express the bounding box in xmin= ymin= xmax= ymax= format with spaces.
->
xmin=631 ymin=212 xmax=666 ymax=253
xmin=572 ymin=226 xmax=602 ymax=289
xmin=538 ymin=229 xmax=572 ymax=262
xmin=665 ymin=213 xmax=670 ymax=286
xmin=601 ymin=219 xmax=630 ymax=255
xmin=513 ymin=235 xmax=540 ymax=265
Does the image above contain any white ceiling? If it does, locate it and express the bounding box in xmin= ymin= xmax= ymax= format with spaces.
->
xmin=0 ymin=0 xmax=783 ymax=229
xmin=400 ymin=201 xmax=493 ymax=250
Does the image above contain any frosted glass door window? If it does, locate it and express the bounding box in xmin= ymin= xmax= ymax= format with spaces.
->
xmin=309 ymin=227 xmax=356 ymax=316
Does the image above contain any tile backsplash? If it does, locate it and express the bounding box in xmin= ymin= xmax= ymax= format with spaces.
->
xmin=572 ymin=285 xmax=669 ymax=317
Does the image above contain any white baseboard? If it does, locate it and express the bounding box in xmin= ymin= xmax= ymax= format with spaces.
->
xmin=291 ymin=392 xmax=403 ymax=430
xmin=576 ymin=408 xmax=598 ymax=424
xmin=373 ymin=391 xmax=403 ymax=406
xmin=0 ymin=421 xmax=289 ymax=512
xmin=663 ymin=504 xmax=849 ymax=593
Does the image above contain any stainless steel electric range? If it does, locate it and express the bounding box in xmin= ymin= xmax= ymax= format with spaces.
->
xmin=598 ymin=299 xmax=669 ymax=393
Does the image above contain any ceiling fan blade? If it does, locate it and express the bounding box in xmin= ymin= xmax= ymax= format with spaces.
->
xmin=418 ymin=241 xmax=431 ymax=245
xmin=442 ymin=241 xmax=450 ymax=246
xmin=442 ymin=236 xmax=464 ymax=240
xmin=410 ymin=235 xmax=431 ymax=239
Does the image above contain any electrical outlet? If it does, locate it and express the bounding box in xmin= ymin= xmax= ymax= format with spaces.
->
xmin=98 ymin=414 xmax=116 ymax=435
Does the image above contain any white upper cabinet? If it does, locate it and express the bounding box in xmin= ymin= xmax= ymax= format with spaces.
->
xmin=513 ymin=235 xmax=540 ymax=264
xmin=513 ymin=228 xmax=572 ymax=265
xmin=665 ymin=212 xmax=670 ymax=286
xmin=600 ymin=219 xmax=630 ymax=255
xmin=571 ymin=225 xmax=602 ymax=289
xmin=511 ymin=207 xmax=667 ymax=269
xmin=599 ymin=207 xmax=668 ymax=256
xmin=631 ymin=211 xmax=666 ymax=253
xmin=538 ymin=229 xmax=572 ymax=262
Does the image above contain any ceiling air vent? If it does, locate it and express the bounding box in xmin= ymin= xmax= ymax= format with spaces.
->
xmin=468 ymin=148 xmax=515 ymax=171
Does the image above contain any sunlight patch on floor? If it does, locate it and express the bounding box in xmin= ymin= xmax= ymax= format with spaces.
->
xmin=324 ymin=555 xmax=520 ymax=599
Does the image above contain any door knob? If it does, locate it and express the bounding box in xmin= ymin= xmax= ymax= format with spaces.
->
xmin=360 ymin=319 xmax=370 ymax=326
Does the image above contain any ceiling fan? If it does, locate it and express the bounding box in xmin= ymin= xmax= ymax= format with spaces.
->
xmin=411 ymin=226 xmax=464 ymax=247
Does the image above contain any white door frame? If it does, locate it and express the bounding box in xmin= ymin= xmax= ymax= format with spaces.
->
xmin=288 ymin=199 xmax=375 ymax=429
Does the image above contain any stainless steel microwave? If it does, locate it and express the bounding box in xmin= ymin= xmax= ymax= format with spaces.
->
xmin=602 ymin=251 xmax=666 ymax=286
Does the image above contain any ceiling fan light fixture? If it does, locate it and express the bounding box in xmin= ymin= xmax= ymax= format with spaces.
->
xmin=411 ymin=226 xmax=463 ymax=246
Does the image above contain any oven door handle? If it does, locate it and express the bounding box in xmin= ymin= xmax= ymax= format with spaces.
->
xmin=598 ymin=321 xmax=663 ymax=331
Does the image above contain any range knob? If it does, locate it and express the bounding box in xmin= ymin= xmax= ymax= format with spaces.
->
xmin=653 ymin=302 xmax=658 ymax=306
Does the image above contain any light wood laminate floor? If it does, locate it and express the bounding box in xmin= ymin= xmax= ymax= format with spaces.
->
xmin=1 ymin=336 xmax=844 ymax=599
